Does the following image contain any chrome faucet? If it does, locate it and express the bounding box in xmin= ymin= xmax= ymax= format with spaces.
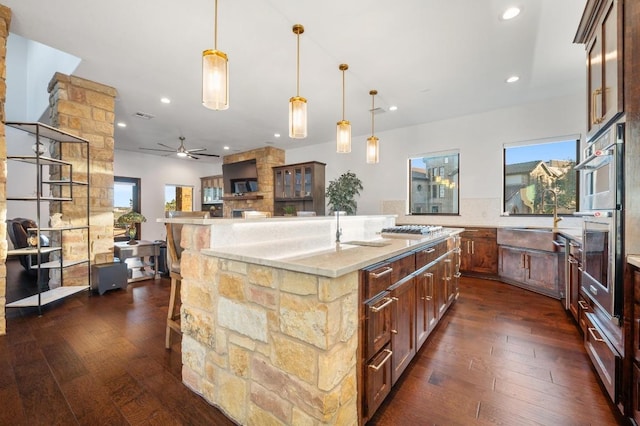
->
xmin=544 ymin=188 xmax=562 ymax=231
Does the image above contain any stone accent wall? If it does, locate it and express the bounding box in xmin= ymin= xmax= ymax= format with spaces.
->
xmin=179 ymin=224 xmax=359 ymax=425
xmin=0 ymin=4 xmax=10 ymax=336
xmin=48 ymin=73 xmax=117 ymax=285
xmin=222 ymin=147 xmax=285 ymax=217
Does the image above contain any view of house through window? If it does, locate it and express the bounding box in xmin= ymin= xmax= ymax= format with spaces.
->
xmin=503 ymin=137 xmax=578 ymax=215
xmin=409 ymin=151 xmax=459 ymax=214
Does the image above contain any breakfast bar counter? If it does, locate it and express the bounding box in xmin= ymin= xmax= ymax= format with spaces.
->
xmin=162 ymin=215 xmax=461 ymax=425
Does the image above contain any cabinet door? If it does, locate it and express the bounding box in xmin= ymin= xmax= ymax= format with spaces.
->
xmin=601 ymin=0 xmax=620 ymax=127
xmin=499 ymin=247 xmax=525 ymax=283
xmin=568 ymin=250 xmax=582 ymax=322
xmin=275 ymin=169 xmax=285 ymax=198
xmin=524 ymin=250 xmax=559 ymax=293
xmin=303 ymin=165 xmax=313 ymax=197
xmin=415 ymin=266 xmax=435 ymax=349
xmin=284 ymin=169 xmax=293 ymax=198
xmin=633 ymin=363 xmax=640 ymax=426
xmin=390 ymin=277 xmax=416 ymax=384
xmin=470 ymin=238 xmax=498 ymax=275
xmin=459 ymin=236 xmax=472 ymax=272
xmin=364 ymin=344 xmax=393 ymax=419
xmin=587 ymin=26 xmax=603 ymax=135
xmin=365 ymin=292 xmax=392 ymax=360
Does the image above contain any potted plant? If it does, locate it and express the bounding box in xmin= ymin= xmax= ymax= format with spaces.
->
xmin=326 ymin=171 xmax=363 ymax=215
xmin=282 ymin=205 xmax=297 ymax=216
xmin=116 ymin=210 xmax=147 ymax=244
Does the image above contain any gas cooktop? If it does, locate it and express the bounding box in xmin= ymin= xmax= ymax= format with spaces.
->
xmin=380 ymin=225 xmax=444 ymax=238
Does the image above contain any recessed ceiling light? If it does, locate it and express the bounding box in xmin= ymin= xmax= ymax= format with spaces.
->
xmin=389 ymin=105 xmax=398 ymax=112
xmin=274 ymin=133 xmax=281 ymax=138
xmin=506 ymin=75 xmax=520 ymax=83
xmin=117 ymin=122 xmax=127 ymax=128
xmin=502 ymin=7 xmax=521 ymax=20
xmin=223 ymin=146 xmax=230 ymax=150
xmin=160 ymin=97 xmax=171 ymax=104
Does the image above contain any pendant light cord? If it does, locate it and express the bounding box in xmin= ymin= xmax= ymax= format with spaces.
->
xmin=296 ymin=32 xmax=300 ymax=96
xmin=342 ymin=70 xmax=346 ymax=120
xmin=371 ymin=92 xmax=375 ymax=136
xmin=214 ymin=0 xmax=218 ymax=49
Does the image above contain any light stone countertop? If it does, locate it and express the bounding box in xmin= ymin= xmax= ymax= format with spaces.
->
xmin=201 ymin=228 xmax=464 ymax=278
xmin=628 ymin=255 xmax=640 ymax=268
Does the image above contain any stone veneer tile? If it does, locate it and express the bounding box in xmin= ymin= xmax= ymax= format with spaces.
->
xmin=182 ymin=334 xmax=207 ymax=376
xmin=228 ymin=333 xmax=257 ymax=351
xmin=250 ymin=381 xmax=293 ymax=425
xmin=247 ymin=284 xmax=278 ymax=310
xmin=182 ymin=279 xmax=214 ymax=312
xmin=182 ymin=307 xmax=216 ymax=348
xmin=247 ymin=403 xmax=286 ymax=426
xmin=247 ymin=265 xmax=274 ymax=288
xmin=224 ymin=259 xmax=248 ymax=275
xmin=317 ymin=340 xmax=357 ymax=392
xmin=279 ymin=294 xmax=341 ymax=350
xmin=218 ymin=272 xmax=246 ymax=301
xmin=318 ymin=272 xmax=358 ymax=302
xmin=272 ymin=334 xmax=318 ymax=384
xmin=280 ymin=270 xmax=318 ymax=295
xmin=218 ymin=297 xmax=268 ymax=342
xmin=228 ymin=344 xmax=250 ymax=378
xmin=217 ymin=369 xmax=248 ymax=423
xmin=340 ymin=293 xmax=358 ymax=343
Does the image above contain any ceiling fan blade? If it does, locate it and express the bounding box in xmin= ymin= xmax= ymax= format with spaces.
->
xmin=186 ymin=153 xmax=200 ymax=160
xmin=191 ymin=152 xmax=220 ymax=157
xmin=140 ymin=147 xmax=176 ymax=153
xmin=186 ymin=148 xmax=206 ymax=153
xmin=158 ymin=142 xmax=177 ymax=150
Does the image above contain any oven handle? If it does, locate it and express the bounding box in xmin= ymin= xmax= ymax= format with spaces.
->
xmin=575 ymin=142 xmax=616 ymax=170
xmin=573 ymin=211 xmax=612 ymax=217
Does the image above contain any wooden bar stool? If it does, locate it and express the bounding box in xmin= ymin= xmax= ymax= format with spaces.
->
xmin=164 ymin=210 xmax=210 ymax=350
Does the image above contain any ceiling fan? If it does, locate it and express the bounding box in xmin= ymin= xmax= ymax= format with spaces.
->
xmin=140 ymin=136 xmax=220 ymax=159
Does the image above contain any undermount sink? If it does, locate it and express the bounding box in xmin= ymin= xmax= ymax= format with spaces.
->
xmin=497 ymin=227 xmax=559 ymax=252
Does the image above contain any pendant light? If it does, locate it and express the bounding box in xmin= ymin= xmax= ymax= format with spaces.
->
xmin=202 ymin=0 xmax=229 ymax=110
xmin=366 ymin=90 xmax=379 ymax=164
xmin=336 ymin=64 xmax=351 ymax=153
xmin=289 ymin=24 xmax=307 ymax=139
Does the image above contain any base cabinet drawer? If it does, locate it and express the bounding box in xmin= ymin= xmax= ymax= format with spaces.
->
xmin=584 ymin=312 xmax=619 ymax=402
xmin=364 ymin=344 xmax=393 ymax=419
xmin=633 ymin=363 xmax=640 ymax=425
xmin=365 ymin=292 xmax=392 ymax=360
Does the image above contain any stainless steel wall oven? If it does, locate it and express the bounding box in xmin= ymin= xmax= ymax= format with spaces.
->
xmin=575 ymin=120 xmax=624 ymax=322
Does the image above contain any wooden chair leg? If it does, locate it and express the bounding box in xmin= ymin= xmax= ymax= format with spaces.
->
xmin=165 ymin=273 xmax=182 ymax=349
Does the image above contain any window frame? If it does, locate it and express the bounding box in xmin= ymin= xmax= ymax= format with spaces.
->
xmin=408 ymin=150 xmax=460 ymax=216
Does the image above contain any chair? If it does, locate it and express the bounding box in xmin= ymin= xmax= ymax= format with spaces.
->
xmin=6 ymin=218 xmax=51 ymax=288
xmin=165 ymin=211 xmax=210 ymax=349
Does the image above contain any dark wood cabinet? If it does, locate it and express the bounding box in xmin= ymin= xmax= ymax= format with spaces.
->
xmin=390 ymin=277 xmax=416 ymax=385
xmin=273 ymin=161 xmax=325 ymax=216
xmin=576 ymin=0 xmax=623 ymax=139
xmin=363 ymin=343 xmax=393 ymax=419
xmin=415 ymin=264 xmax=436 ymax=348
xmin=459 ymin=228 xmax=498 ymax=277
xmin=498 ymin=245 xmax=560 ymax=299
xmin=568 ymin=239 xmax=583 ymax=323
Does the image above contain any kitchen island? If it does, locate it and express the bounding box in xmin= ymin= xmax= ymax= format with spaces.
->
xmin=163 ymin=215 xmax=461 ymax=425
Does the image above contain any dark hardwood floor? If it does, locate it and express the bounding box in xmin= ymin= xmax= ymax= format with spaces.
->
xmin=0 ymin=258 xmax=625 ymax=425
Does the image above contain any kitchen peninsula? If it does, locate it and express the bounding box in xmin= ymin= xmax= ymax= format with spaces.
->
xmin=161 ymin=215 xmax=462 ymax=425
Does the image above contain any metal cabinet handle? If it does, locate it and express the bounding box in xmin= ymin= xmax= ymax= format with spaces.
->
xmin=578 ymin=300 xmax=589 ymax=310
xmin=370 ymin=266 xmax=393 ymax=279
xmin=391 ymin=329 xmax=398 ymax=334
xmin=471 ymin=241 xmax=475 ymax=255
xmin=368 ymin=349 xmax=393 ymax=371
xmin=568 ymin=258 xmax=578 ymax=264
xmin=423 ymin=272 xmax=433 ymax=278
xmin=370 ymin=297 xmax=393 ymax=312
xmin=588 ymin=327 xmax=605 ymax=343
xmin=422 ymin=248 xmax=436 ymax=254
xmin=467 ymin=240 xmax=471 ymax=254
xmin=591 ymin=88 xmax=605 ymax=125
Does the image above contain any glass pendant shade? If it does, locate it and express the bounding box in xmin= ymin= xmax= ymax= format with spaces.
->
xmin=289 ymin=96 xmax=307 ymax=138
xmin=202 ymin=49 xmax=229 ymax=110
xmin=336 ymin=120 xmax=351 ymax=153
xmin=366 ymin=136 xmax=379 ymax=164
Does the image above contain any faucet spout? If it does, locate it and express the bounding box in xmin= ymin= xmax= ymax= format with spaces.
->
xmin=544 ymin=189 xmax=561 ymax=231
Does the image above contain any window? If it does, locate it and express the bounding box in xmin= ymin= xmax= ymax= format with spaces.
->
xmin=503 ymin=137 xmax=578 ymax=215
xmin=409 ymin=151 xmax=459 ymax=215
xmin=114 ymin=176 xmax=140 ymax=241
xmin=165 ymin=184 xmax=194 ymax=212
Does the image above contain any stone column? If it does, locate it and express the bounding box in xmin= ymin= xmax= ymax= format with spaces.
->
xmin=47 ymin=73 xmax=117 ymax=285
xmin=0 ymin=4 xmax=11 ymax=335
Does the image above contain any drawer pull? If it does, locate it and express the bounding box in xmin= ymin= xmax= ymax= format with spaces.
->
xmin=423 ymin=272 xmax=434 ymax=278
xmin=454 ymin=272 xmax=461 ymax=278
xmin=422 ymin=248 xmax=436 ymax=254
xmin=422 ymin=296 xmax=433 ymax=301
xmin=578 ymin=300 xmax=589 ymax=310
xmin=588 ymin=327 xmax=605 ymax=343
xmin=368 ymin=349 xmax=393 ymax=371
xmin=568 ymin=258 xmax=578 ymax=264
xmin=391 ymin=329 xmax=398 ymax=334
xmin=370 ymin=297 xmax=394 ymax=312
xmin=370 ymin=267 xmax=393 ymax=279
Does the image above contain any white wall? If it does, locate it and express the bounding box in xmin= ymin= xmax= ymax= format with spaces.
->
xmin=285 ymin=93 xmax=586 ymax=229
xmin=114 ymin=150 xmax=221 ymax=241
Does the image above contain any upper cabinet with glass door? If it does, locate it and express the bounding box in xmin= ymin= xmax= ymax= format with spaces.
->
xmin=273 ymin=161 xmax=326 ymax=216
xmin=575 ymin=0 xmax=623 ymax=141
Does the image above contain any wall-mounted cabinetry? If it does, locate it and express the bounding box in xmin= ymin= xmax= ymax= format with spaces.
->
xmin=201 ymin=174 xmax=223 ymax=217
xmin=273 ymin=161 xmax=325 ymax=216
xmin=5 ymin=122 xmax=90 ymax=314
xmin=575 ymin=0 xmax=623 ymax=140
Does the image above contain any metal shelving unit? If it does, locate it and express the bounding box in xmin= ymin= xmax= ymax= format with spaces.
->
xmin=5 ymin=122 xmax=91 ymax=314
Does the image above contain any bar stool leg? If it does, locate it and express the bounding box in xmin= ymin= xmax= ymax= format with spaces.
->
xmin=165 ymin=272 xmax=182 ymax=349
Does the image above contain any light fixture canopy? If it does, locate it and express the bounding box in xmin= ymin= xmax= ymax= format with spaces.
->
xmin=337 ymin=64 xmax=351 ymax=153
xmin=289 ymin=24 xmax=307 ymax=139
xmin=202 ymin=0 xmax=229 ymax=110
xmin=366 ymin=90 xmax=379 ymax=164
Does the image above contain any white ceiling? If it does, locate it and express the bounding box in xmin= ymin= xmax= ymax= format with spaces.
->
xmin=3 ymin=0 xmax=587 ymax=162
